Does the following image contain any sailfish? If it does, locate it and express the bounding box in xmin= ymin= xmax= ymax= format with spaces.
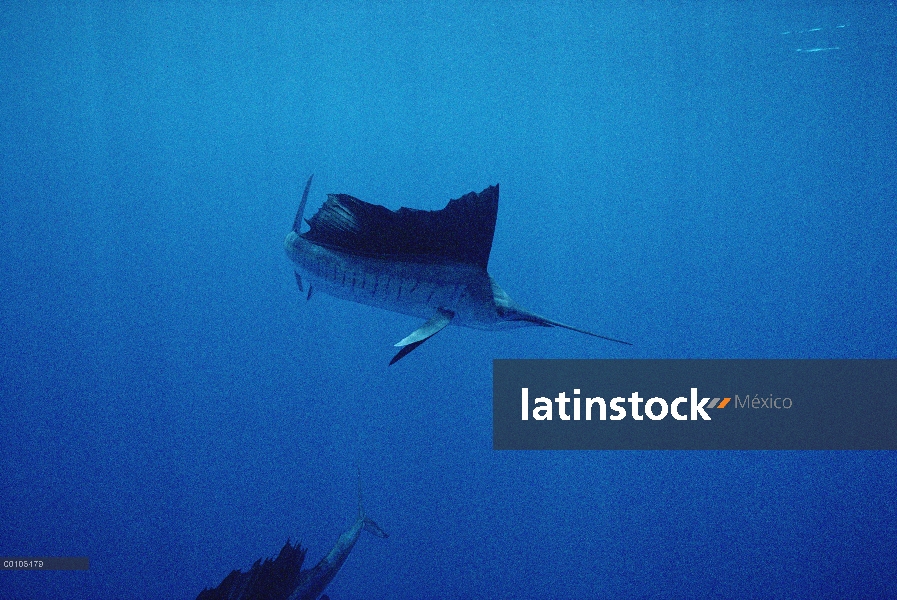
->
xmin=196 ymin=484 xmax=387 ymax=600
xmin=284 ymin=175 xmax=631 ymax=364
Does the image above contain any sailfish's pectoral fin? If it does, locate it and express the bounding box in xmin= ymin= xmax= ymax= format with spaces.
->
xmin=389 ymin=308 xmax=455 ymax=365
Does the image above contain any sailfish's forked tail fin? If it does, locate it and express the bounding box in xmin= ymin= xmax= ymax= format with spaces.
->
xmin=538 ymin=315 xmax=633 ymax=346
xmin=357 ymin=469 xmax=389 ymax=538
xmin=363 ymin=517 xmax=389 ymax=538
xmin=504 ymin=305 xmax=632 ymax=346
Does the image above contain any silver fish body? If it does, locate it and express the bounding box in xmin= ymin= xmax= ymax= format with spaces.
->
xmin=285 ymin=231 xmax=528 ymax=331
xmin=285 ymin=175 xmax=630 ymax=363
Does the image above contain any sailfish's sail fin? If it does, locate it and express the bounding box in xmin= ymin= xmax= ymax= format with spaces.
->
xmin=302 ymin=186 xmax=499 ymax=269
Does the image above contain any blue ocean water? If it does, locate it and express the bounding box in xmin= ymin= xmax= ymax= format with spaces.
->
xmin=1 ymin=2 xmax=895 ymax=598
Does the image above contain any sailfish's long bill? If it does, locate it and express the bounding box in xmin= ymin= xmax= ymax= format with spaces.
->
xmin=285 ymin=175 xmax=631 ymax=365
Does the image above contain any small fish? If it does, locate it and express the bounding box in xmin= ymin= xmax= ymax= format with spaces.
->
xmin=285 ymin=175 xmax=631 ymax=364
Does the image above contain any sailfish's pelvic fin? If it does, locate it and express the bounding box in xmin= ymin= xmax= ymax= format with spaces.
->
xmin=294 ymin=271 xmax=313 ymax=301
xmin=389 ymin=308 xmax=455 ymax=365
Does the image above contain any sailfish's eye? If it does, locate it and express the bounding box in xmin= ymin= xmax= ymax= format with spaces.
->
xmin=496 ymin=306 xmax=507 ymax=317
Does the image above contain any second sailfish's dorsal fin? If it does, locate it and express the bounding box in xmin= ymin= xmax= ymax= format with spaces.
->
xmin=302 ymin=185 xmax=499 ymax=269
